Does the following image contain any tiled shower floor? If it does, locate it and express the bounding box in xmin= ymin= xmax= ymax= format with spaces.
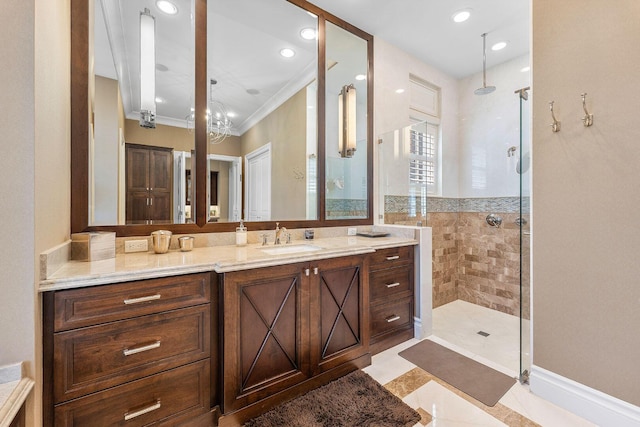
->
xmin=431 ymin=299 xmax=530 ymax=376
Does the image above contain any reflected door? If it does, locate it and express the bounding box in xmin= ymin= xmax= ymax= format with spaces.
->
xmin=245 ymin=145 xmax=271 ymax=221
xmin=125 ymin=144 xmax=172 ymax=224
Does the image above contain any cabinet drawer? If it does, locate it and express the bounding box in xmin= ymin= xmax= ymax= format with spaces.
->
xmin=54 ymin=273 xmax=210 ymax=331
xmin=370 ymin=297 xmax=413 ymax=337
xmin=369 ymin=246 xmax=414 ymax=271
xmin=54 ymin=305 xmax=210 ymax=403
xmin=54 ymin=360 xmax=209 ymax=427
xmin=370 ymin=266 xmax=412 ymax=302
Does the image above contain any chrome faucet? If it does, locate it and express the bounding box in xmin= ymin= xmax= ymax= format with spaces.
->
xmin=275 ymin=222 xmax=287 ymax=245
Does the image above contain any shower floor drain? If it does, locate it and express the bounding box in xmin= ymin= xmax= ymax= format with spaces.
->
xmin=477 ymin=331 xmax=490 ymax=337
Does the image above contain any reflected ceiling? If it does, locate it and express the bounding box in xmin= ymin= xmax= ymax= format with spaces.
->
xmin=310 ymin=0 xmax=529 ymax=78
xmin=94 ymin=0 xmax=530 ymax=129
xmin=94 ymin=0 xmax=317 ymax=131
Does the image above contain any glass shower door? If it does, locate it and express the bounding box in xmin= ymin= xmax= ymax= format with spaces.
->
xmin=518 ymin=87 xmax=531 ymax=383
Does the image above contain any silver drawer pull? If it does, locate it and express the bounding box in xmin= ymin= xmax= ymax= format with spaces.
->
xmin=385 ymin=255 xmax=400 ymax=261
xmin=123 ymin=341 xmax=161 ymax=356
xmin=124 ymin=400 xmax=161 ymax=421
xmin=386 ymin=282 xmax=401 ymax=288
xmin=385 ymin=315 xmax=401 ymax=323
xmin=123 ymin=294 xmax=161 ymax=305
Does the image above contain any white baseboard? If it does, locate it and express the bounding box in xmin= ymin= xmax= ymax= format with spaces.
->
xmin=413 ymin=316 xmax=424 ymax=339
xmin=530 ymin=365 xmax=640 ymax=427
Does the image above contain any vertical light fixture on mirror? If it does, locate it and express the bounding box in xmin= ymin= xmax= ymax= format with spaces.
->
xmin=338 ymin=83 xmax=356 ymax=158
xmin=139 ymin=8 xmax=156 ymax=128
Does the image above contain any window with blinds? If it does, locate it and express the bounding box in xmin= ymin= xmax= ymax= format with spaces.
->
xmin=409 ymin=123 xmax=438 ymax=193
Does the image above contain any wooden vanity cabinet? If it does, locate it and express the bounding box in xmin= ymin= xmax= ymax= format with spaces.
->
xmin=219 ymin=254 xmax=370 ymax=425
xmin=43 ymin=273 xmax=216 ymax=427
xmin=369 ymin=246 xmax=415 ymax=354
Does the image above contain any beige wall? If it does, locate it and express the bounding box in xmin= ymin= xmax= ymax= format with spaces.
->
xmin=209 ymin=134 xmax=242 ymax=158
xmin=124 ymin=119 xmax=194 ymax=153
xmin=532 ymin=0 xmax=640 ymax=406
xmin=34 ymin=0 xmax=71 ymax=425
xmin=0 ymin=1 xmax=74 ymax=426
xmin=241 ymin=89 xmax=307 ymax=220
xmin=0 ymin=0 xmax=36 ymax=412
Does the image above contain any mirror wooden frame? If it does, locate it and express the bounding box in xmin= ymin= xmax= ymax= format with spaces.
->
xmin=71 ymin=0 xmax=373 ymax=236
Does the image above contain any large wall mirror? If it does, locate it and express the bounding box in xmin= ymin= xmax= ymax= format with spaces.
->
xmin=72 ymin=0 xmax=372 ymax=235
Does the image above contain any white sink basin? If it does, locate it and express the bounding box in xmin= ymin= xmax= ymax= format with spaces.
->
xmin=261 ymin=244 xmax=322 ymax=256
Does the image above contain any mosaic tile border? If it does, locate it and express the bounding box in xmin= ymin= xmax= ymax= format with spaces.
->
xmin=384 ymin=196 xmax=530 ymax=214
xmin=326 ymin=198 xmax=368 ymax=219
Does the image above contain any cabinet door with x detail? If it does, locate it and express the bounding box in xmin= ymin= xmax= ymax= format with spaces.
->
xmin=221 ymin=262 xmax=310 ymax=412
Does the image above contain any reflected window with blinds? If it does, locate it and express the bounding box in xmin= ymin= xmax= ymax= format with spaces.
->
xmin=409 ymin=122 xmax=438 ymax=194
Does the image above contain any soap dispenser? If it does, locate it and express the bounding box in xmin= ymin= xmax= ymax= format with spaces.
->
xmin=236 ymin=220 xmax=247 ymax=246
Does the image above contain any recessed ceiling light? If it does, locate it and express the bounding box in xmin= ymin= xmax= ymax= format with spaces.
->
xmin=280 ymin=48 xmax=295 ymax=58
xmin=156 ymin=63 xmax=169 ymax=72
xmin=520 ymin=66 xmax=530 ymax=73
xmin=452 ymin=9 xmax=471 ymax=23
xmin=395 ymin=88 xmax=405 ymax=94
xmin=491 ymin=41 xmax=507 ymax=51
xmin=227 ymin=112 xmax=237 ymax=118
xmin=355 ymin=74 xmax=366 ymax=81
xmin=155 ymin=97 xmax=164 ymax=103
xmin=300 ymin=28 xmax=317 ymax=40
xmin=156 ymin=0 xmax=178 ymax=15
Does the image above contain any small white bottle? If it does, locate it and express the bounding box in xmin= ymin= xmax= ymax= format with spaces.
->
xmin=236 ymin=219 xmax=247 ymax=246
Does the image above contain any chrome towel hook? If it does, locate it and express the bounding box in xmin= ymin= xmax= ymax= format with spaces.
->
xmin=581 ymin=93 xmax=594 ymax=126
xmin=549 ymin=101 xmax=561 ymax=132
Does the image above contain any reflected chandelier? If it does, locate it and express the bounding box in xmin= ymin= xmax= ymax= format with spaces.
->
xmin=186 ymin=79 xmax=233 ymax=144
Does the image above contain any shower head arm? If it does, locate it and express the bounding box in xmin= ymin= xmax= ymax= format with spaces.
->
xmin=474 ymin=33 xmax=495 ymax=95
xmin=481 ymin=33 xmax=488 ymax=87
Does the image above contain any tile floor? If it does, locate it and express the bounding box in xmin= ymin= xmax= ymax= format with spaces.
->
xmin=363 ymin=300 xmax=597 ymax=427
xmin=431 ymin=299 xmax=528 ymax=376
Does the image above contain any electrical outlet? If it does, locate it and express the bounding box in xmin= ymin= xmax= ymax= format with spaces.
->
xmin=347 ymin=227 xmax=357 ymax=236
xmin=125 ymin=239 xmax=148 ymax=253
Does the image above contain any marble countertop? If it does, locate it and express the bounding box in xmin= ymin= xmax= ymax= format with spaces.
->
xmin=40 ymin=236 xmax=417 ymax=292
xmin=0 ymin=363 xmax=33 ymax=427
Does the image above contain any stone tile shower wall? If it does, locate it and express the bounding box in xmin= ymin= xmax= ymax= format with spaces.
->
xmin=384 ymin=196 xmax=530 ymax=318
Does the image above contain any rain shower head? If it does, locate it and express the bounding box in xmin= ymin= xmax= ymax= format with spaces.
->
xmin=475 ymin=86 xmax=496 ymax=95
xmin=475 ymin=33 xmax=496 ymax=95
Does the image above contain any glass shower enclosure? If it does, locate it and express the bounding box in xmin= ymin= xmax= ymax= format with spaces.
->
xmin=517 ymin=87 xmax=531 ymax=382
xmin=377 ymin=87 xmax=531 ymax=382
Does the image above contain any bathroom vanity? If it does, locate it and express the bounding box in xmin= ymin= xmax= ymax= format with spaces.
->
xmin=40 ymin=235 xmax=416 ymax=426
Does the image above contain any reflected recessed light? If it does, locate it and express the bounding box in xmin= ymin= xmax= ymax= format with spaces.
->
xmin=395 ymin=88 xmax=405 ymax=94
xmin=156 ymin=0 xmax=178 ymax=15
xmin=227 ymin=112 xmax=237 ymax=118
xmin=355 ymin=74 xmax=366 ymax=81
xmin=520 ymin=66 xmax=530 ymax=72
xmin=452 ymin=9 xmax=471 ymax=23
xmin=307 ymin=11 xmax=317 ymax=18
xmin=491 ymin=41 xmax=507 ymax=51
xmin=300 ymin=28 xmax=317 ymax=40
xmin=280 ymin=48 xmax=295 ymax=58
xmin=155 ymin=97 xmax=164 ymax=103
